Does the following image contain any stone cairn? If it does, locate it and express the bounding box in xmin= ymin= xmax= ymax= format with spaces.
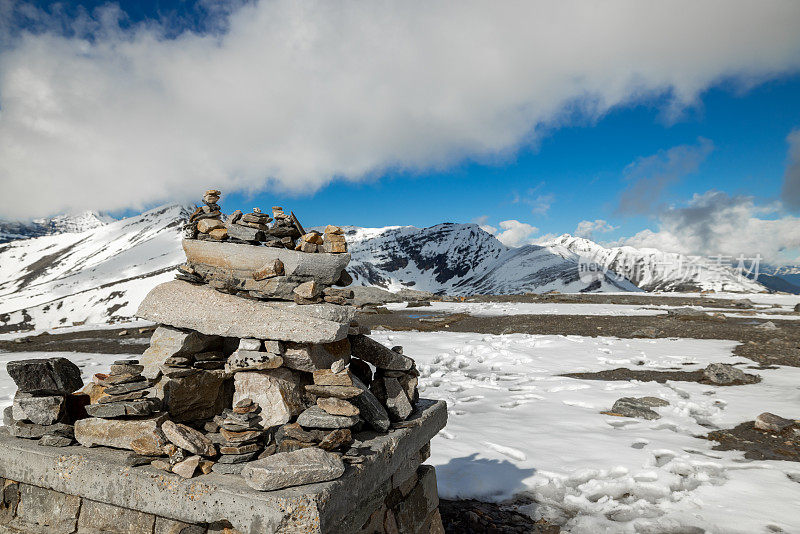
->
xmin=3 ymin=190 xmax=422 ymax=493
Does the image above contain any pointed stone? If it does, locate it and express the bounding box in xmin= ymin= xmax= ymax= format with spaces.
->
xmin=161 ymin=421 xmax=216 ymax=457
xmin=349 ymin=335 xmax=414 ymax=371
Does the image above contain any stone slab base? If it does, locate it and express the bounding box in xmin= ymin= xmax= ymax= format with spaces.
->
xmin=0 ymin=400 xmax=446 ymax=534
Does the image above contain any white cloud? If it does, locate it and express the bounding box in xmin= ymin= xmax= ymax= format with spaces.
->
xmin=574 ymin=219 xmax=617 ymax=239
xmin=619 ymin=191 xmax=800 ymax=264
xmin=2 ymin=1 xmax=800 ymax=218
xmin=472 ymin=215 xmax=497 ymax=234
xmin=494 ymin=219 xmax=539 ymax=248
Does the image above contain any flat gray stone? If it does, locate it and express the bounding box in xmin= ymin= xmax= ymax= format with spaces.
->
xmin=218 ymin=451 xmax=260 ymax=464
xmin=610 ymin=397 xmax=668 ymax=420
xmin=74 ymin=414 xmax=167 ymax=450
xmin=211 ymin=462 xmax=246 ymax=475
xmin=137 ymin=280 xmax=350 ymax=343
xmin=140 ymin=326 xmax=220 ymax=379
xmin=349 ymin=335 xmax=414 ymax=371
xmin=38 ymin=434 xmax=73 ymax=447
xmin=226 ymin=350 xmax=283 ymax=373
xmin=296 ymin=406 xmax=358 ymax=429
xmin=242 ymin=447 xmax=345 ymax=491
xmin=7 ymin=421 xmax=73 ymax=440
xmin=350 ymin=286 xmax=404 ymax=308
xmin=161 ymin=421 xmax=215 ymax=457
xmin=183 ymin=239 xmax=351 ymax=285
xmin=0 ymin=399 xmax=446 ymax=533
xmin=12 ymin=392 xmax=65 ymax=426
xmin=6 ymin=358 xmax=83 ymax=395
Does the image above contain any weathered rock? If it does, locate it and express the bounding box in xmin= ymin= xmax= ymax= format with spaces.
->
xmin=313 ymin=369 xmax=354 ymax=387
xmin=610 ymin=397 xmax=669 ymax=420
xmin=172 ymin=455 xmax=201 ymax=478
xmin=140 ymin=326 xmax=220 ymax=379
xmin=293 ymin=281 xmax=322 ymax=300
xmin=351 ymin=375 xmax=391 ymax=432
xmin=7 ymin=421 xmax=73 ymax=439
xmin=276 ymin=422 xmax=325 ymax=443
xmin=161 ymin=421 xmax=216 ymax=457
xmin=220 ymin=428 xmax=263 ymax=443
xmin=217 ymin=451 xmax=260 ymax=464
xmin=304 ymin=384 xmax=362 ymax=399
xmin=219 ymin=443 xmax=261 ymax=455
xmin=97 ymin=389 xmax=148 ymax=403
xmin=137 ymin=280 xmax=350 ymax=343
xmin=282 ymin=339 xmax=351 ymax=372
xmin=226 ymin=350 xmax=283 ymax=373
xmin=349 ymin=335 xmax=414 ymax=371
xmin=12 ymin=392 xmax=64 ymax=426
xmin=7 ymin=357 xmax=83 ymax=394
xmin=131 ymin=428 xmax=169 ymax=456
xmin=233 ymin=369 xmax=306 ymax=428
xmin=383 ymin=377 xmax=413 ymax=421
xmin=703 ymin=363 xmax=753 ymax=385
xmin=74 ymin=414 xmax=167 ymax=450
xmin=226 ymin=224 xmax=265 ymax=241
xmin=238 ymin=338 xmax=262 ymax=351
xmin=794 ymin=303 xmax=800 ymax=312
xmin=754 ymin=412 xmax=795 ymax=432
xmin=318 ymin=429 xmax=352 ymax=451
xmin=350 ymin=286 xmax=404 ymax=308
xmin=322 ymin=241 xmax=347 ymax=253
xmin=756 ymin=321 xmax=778 ymax=330
xmin=242 ymin=447 xmax=345 ymax=491
xmin=104 ymin=378 xmax=150 ymax=395
xmin=183 ymin=239 xmax=350 ymax=284
xmin=155 ymin=370 xmax=229 ymax=423
xmin=211 ymin=462 xmax=245 ymax=475
xmin=317 ymin=397 xmax=360 ymax=417
xmin=38 ymin=434 xmax=73 ymax=447
xmin=84 ymin=402 xmax=127 ymax=418
xmin=296 ymin=406 xmax=359 ymax=429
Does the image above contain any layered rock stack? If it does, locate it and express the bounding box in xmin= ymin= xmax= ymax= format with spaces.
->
xmin=0 ymin=190 xmax=445 ymax=533
xmin=3 ymin=357 xmax=86 ymax=446
xmin=85 ymin=359 xmax=161 ymax=419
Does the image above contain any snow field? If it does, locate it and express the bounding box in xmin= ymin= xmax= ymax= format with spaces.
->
xmin=370 ymin=331 xmax=800 ymax=534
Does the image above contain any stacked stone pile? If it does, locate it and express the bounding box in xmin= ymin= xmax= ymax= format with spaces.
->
xmin=3 ymin=358 xmax=86 ymax=447
xmin=176 ymin=190 xmax=352 ymax=303
xmin=85 ymin=359 xmax=161 ymax=419
xmin=185 ymin=189 xmax=226 ymax=240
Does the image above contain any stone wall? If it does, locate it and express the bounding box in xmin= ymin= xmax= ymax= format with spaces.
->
xmin=0 ymin=464 xmax=443 ymax=534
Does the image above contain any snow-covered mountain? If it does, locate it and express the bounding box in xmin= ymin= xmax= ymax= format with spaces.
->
xmin=1 ymin=207 xmax=773 ymax=333
xmin=545 ymin=234 xmax=766 ymax=293
xmin=0 ymin=205 xmax=190 ymax=333
xmin=345 ymin=224 xmax=638 ymax=295
xmin=0 ymin=211 xmax=115 ymax=243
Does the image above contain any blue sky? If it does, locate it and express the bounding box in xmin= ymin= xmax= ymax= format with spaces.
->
xmin=2 ymin=1 xmax=800 ymax=261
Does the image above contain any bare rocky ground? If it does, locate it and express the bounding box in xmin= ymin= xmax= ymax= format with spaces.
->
xmin=2 ymin=293 xmax=799 ymax=533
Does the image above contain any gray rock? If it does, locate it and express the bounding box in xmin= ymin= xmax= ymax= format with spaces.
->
xmin=233 ymin=369 xmax=307 ymax=428
xmin=85 ymin=402 xmax=128 ymax=418
xmin=282 ymin=339 xmax=351 ymax=372
xmin=104 ymin=378 xmax=150 ymax=395
xmin=97 ymin=390 xmax=149 ymax=404
xmin=211 ymin=462 xmax=246 ymax=475
xmin=140 ymin=326 xmax=220 ymax=379
xmin=12 ymin=392 xmax=65 ymax=425
xmin=296 ymin=406 xmax=359 ymax=429
xmin=137 ymin=280 xmax=350 ymax=343
xmin=756 ymin=321 xmax=778 ymax=330
xmin=218 ymin=451 xmax=260 ymax=464
xmin=349 ymin=335 xmax=413 ymax=371
xmin=161 ymin=421 xmax=216 ymax=457
xmin=183 ymin=239 xmax=351 ymax=285
xmin=238 ymin=338 xmax=262 ymax=351
xmin=794 ymin=303 xmax=800 ymax=312
xmin=610 ymin=397 xmax=669 ymax=420
xmin=38 ymin=434 xmax=73 ymax=447
xmin=754 ymin=412 xmax=795 ymax=432
xmin=226 ymin=350 xmax=283 ymax=373
xmin=350 ymin=376 xmax=391 ymax=432
xmin=226 ymin=224 xmax=265 ymax=241
xmin=154 ymin=369 xmax=229 ymax=423
xmin=242 ymin=447 xmax=345 ymax=491
xmin=7 ymin=421 xmax=73 ymax=439
xmin=3 ymin=405 xmax=13 ymax=426
xmin=74 ymin=414 xmax=167 ymax=450
xmin=350 ymin=286 xmax=404 ymax=308
xmin=383 ymin=377 xmax=413 ymax=421
xmin=6 ymin=357 xmax=83 ymax=394
xmin=703 ymin=363 xmax=752 ymax=385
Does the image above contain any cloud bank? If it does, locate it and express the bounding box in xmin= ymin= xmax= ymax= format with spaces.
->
xmin=2 ymin=0 xmax=800 ymax=218
xmin=620 ymin=191 xmax=800 ymax=264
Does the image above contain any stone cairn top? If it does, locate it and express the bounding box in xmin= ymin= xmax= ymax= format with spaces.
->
xmin=2 ymin=189 xmax=424 ymax=493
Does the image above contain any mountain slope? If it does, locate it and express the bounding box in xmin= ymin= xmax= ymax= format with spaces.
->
xmin=345 ymin=224 xmax=639 ymax=295
xmin=546 ymin=234 xmax=766 ymax=293
xmin=0 ymin=211 xmax=114 ymax=243
xmin=0 ymin=205 xmax=190 ymax=332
